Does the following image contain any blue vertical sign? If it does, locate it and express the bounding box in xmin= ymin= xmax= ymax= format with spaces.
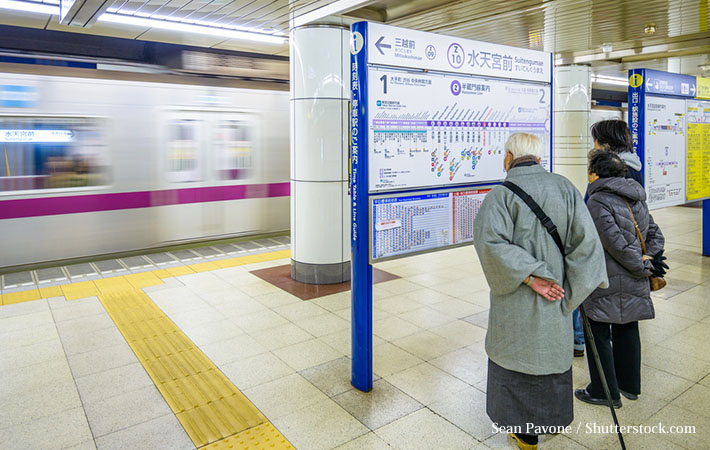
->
xmin=628 ymin=69 xmax=645 ymax=185
xmin=350 ymin=21 xmax=373 ymax=392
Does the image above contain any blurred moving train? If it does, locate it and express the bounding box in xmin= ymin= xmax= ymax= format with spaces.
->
xmin=0 ymin=68 xmax=289 ymax=268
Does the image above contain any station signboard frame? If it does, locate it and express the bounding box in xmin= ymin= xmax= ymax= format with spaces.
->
xmin=350 ymin=21 xmax=553 ymax=391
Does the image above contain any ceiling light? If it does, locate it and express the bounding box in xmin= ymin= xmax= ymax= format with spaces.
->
xmin=592 ymin=75 xmax=628 ymax=87
xmin=99 ymin=13 xmax=285 ymax=44
xmin=0 ymin=0 xmax=58 ymax=14
xmin=644 ymin=23 xmax=656 ymax=34
xmin=700 ymin=64 xmax=710 ymax=71
xmin=600 ymin=43 xmax=613 ymax=53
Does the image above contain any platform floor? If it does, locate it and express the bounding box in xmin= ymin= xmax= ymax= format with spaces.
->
xmin=1 ymin=206 xmax=709 ymax=450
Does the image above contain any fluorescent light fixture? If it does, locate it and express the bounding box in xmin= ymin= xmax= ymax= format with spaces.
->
xmin=99 ymin=13 xmax=285 ymax=44
xmin=291 ymin=0 xmax=373 ymax=28
xmin=591 ymin=75 xmax=628 ymax=87
xmin=0 ymin=0 xmax=59 ymax=14
xmin=600 ymin=43 xmax=613 ymax=53
xmin=0 ymin=130 xmax=73 ymax=143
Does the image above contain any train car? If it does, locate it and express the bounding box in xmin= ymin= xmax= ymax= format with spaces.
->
xmin=0 ymin=68 xmax=289 ymax=268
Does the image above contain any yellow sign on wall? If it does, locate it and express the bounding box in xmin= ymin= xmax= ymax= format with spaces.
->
xmin=686 ymin=100 xmax=710 ymax=201
xmin=629 ymin=73 xmax=643 ymax=88
xmin=696 ymin=77 xmax=710 ymax=100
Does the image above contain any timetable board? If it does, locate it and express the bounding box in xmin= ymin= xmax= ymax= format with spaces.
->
xmin=370 ymin=187 xmax=490 ymax=261
xmin=644 ymin=96 xmax=686 ymax=208
xmin=368 ymin=66 xmax=551 ymax=192
xmin=686 ymin=100 xmax=710 ymax=201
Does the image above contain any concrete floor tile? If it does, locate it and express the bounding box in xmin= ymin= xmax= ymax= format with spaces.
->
xmin=243 ymin=373 xmax=328 ymax=419
xmin=60 ymin=325 xmax=127 ymax=356
xmin=643 ymin=344 xmax=710 ymax=382
xmin=1 ymin=322 xmax=59 ymax=351
xmin=429 ymin=347 xmax=487 ymax=385
xmin=0 ymin=298 xmax=49 ymax=319
xmin=310 ymin=291 xmax=351 ymax=312
xmin=232 ymin=309 xmax=289 ymax=334
xmin=374 ymin=295 xmax=426 ymax=315
xmin=0 ymin=378 xmax=82 ymax=428
xmin=670 ymin=384 xmax=710 ymax=419
xmin=428 ymin=298 xmax=487 ymax=319
xmin=373 ymin=343 xmax=423 ymax=378
xmin=428 ymin=386 xmax=493 ymax=441
xmin=300 ymin=356 xmax=355 ymax=397
xmin=0 ymin=337 xmax=65 ymax=372
xmin=319 ymin=329 xmax=385 ymax=356
xmin=385 ymin=362 xmax=468 ymax=406
xmin=274 ymin=301 xmax=328 ymax=322
xmin=0 ymin=356 xmax=72 ymax=398
xmin=200 ymin=333 xmax=267 ymax=365
xmin=84 ymin=385 xmax=172 ymax=437
xmin=221 ymin=352 xmax=295 ymax=390
xmin=0 ymin=406 xmax=93 ymax=450
xmin=75 ymin=362 xmax=153 ymax=405
xmin=66 ymin=440 xmax=99 ymax=450
xmin=273 ymin=338 xmax=342 ymax=371
xmin=332 ymin=432 xmax=392 ymax=450
xmin=50 ymin=298 xmax=105 ymax=322
xmin=212 ymin=297 xmax=267 ymax=317
xmin=372 ymin=315 xmax=421 ymax=343
xmin=55 ymin=312 xmax=116 ymax=338
xmin=95 ymin=413 xmax=194 ymax=450
xmin=649 ymin=404 xmax=710 ymax=450
xmin=333 ymin=379 xmax=423 ymax=430
xmin=463 ymin=310 xmax=489 ymax=329
xmin=169 ymin=306 xmax=226 ymax=330
xmin=180 ymin=319 xmax=244 ymax=347
xmin=295 ymin=312 xmax=350 ymax=337
xmin=272 ymin=399 xmax=368 ymax=450
xmin=251 ymin=322 xmax=313 ymax=351
xmin=392 ymin=330 xmax=462 ymax=361
xmin=253 ymin=291 xmax=302 ymax=309
xmin=429 ymin=320 xmax=487 ymax=347
xmin=375 ymin=408 xmax=477 ymax=450
xmin=0 ymin=308 xmax=54 ymax=333
xmin=67 ymin=342 xmax=139 ymax=378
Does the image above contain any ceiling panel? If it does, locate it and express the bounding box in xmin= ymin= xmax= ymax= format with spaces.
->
xmin=0 ymin=9 xmax=50 ymax=29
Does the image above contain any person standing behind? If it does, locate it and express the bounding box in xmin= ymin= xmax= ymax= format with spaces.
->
xmin=473 ymin=133 xmax=608 ymax=450
xmin=591 ymin=119 xmax=643 ymax=185
xmin=575 ymin=150 xmax=665 ymax=408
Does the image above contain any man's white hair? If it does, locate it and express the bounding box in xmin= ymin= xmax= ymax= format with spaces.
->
xmin=505 ymin=133 xmax=543 ymax=160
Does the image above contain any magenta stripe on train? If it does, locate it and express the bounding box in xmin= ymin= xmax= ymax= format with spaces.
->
xmin=0 ymin=182 xmax=291 ymax=220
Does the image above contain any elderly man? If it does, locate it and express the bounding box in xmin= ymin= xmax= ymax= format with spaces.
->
xmin=473 ymin=133 xmax=608 ymax=450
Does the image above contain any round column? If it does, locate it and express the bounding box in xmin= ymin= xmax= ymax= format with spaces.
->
xmin=553 ymin=65 xmax=592 ymax=194
xmin=290 ymin=25 xmax=350 ymax=284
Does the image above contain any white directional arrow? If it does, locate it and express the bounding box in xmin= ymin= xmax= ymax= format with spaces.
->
xmin=646 ymin=77 xmax=653 ymax=91
xmin=691 ymin=84 xmax=697 ymax=95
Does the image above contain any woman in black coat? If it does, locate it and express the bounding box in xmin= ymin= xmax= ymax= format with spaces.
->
xmin=591 ymin=120 xmax=643 ymax=185
xmin=575 ymin=150 xmax=665 ymax=408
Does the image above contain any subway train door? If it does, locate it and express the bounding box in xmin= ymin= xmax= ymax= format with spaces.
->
xmin=157 ymin=110 xmax=209 ymax=243
xmin=207 ymin=113 xmax=262 ymax=238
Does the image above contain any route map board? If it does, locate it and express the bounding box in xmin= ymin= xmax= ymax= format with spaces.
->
xmin=643 ymin=96 xmax=686 ymax=208
xmin=686 ymin=100 xmax=710 ymax=201
xmin=370 ymin=188 xmax=490 ymax=261
xmin=368 ymin=67 xmax=550 ymax=192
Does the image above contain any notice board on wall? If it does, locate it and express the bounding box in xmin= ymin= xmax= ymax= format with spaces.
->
xmin=686 ymin=100 xmax=710 ymax=201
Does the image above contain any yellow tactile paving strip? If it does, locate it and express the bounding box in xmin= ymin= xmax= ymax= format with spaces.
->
xmin=0 ymin=249 xmax=294 ymax=450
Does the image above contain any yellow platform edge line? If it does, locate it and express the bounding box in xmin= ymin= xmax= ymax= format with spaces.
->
xmin=0 ymin=248 xmax=288 ymax=307
xmin=198 ymin=422 xmax=294 ymax=450
xmin=97 ymin=288 xmax=271 ymax=448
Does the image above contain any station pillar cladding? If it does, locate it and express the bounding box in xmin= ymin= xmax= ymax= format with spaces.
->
xmin=553 ymin=65 xmax=592 ymax=194
xmin=289 ymin=25 xmax=351 ymax=283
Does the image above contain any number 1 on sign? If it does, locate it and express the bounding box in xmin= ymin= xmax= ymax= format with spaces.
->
xmin=380 ymin=74 xmax=387 ymax=94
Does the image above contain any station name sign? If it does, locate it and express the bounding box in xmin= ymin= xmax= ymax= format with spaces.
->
xmin=362 ymin=22 xmax=551 ymax=83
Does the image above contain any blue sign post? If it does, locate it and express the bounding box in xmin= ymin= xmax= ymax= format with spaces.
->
xmin=350 ymin=21 xmax=553 ymax=392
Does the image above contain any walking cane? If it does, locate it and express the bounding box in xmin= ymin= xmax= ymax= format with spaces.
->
xmin=579 ymin=304 xmax=626 ymax=450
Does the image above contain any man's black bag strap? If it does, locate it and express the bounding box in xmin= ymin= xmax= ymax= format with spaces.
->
xmin=501 ymin=179 xmax=627 ymax=450
xmin=501 ymin=181 xmax=565 ymax=256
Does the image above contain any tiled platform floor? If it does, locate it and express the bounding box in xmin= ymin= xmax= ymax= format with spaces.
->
xmin=1 ymin=206 xmax=709 ymax=450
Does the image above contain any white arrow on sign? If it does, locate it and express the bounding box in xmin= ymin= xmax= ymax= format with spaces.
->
xmin=691 ymin=84 xmax=696 ymax=95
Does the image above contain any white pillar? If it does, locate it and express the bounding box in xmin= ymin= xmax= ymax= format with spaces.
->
xmin=290 ymin=25 xmax=350 ymax=283
xmin=553 ymin=65 xmax=592 ymax=194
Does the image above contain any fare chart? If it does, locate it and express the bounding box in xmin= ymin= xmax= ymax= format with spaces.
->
xmin=644 ymin=96 xmax=686 ymax=208
xmin=368 ymin=67 xmax=551 ymax=192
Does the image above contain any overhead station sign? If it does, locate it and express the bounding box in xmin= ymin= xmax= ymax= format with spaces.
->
xmin=364 ymin=22 xmax=551 ymax=83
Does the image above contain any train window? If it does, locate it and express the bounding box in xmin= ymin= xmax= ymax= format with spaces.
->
xmin=166 ymin=119 xmax=202 ymax=183
xmin=0 ymin=116 xmax=109 ymax=193
xmin=214 ymin=120 xmax=254 ymax=180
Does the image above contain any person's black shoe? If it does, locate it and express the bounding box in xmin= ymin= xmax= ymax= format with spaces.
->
xmin=574 ymin=349 xmax=585 ymax=357
xmin=574 ymin=388 xmax=622 ymax=408
xmin=620 ymin=389 xmax=638 ymax=400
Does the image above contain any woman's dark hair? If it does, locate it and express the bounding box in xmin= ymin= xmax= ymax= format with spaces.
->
xmin=590 ymin=120 xmax=633 ymax=153
xmin=588 ymin=149 xmax=628 ymax=178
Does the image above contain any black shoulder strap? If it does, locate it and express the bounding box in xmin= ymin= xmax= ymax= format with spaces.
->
xmin=501 ymin=181 xmax=566 ymax=257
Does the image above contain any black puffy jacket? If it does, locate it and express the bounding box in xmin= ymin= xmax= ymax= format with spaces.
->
xmin=583 ymin=177 xmax=665 ymax=324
